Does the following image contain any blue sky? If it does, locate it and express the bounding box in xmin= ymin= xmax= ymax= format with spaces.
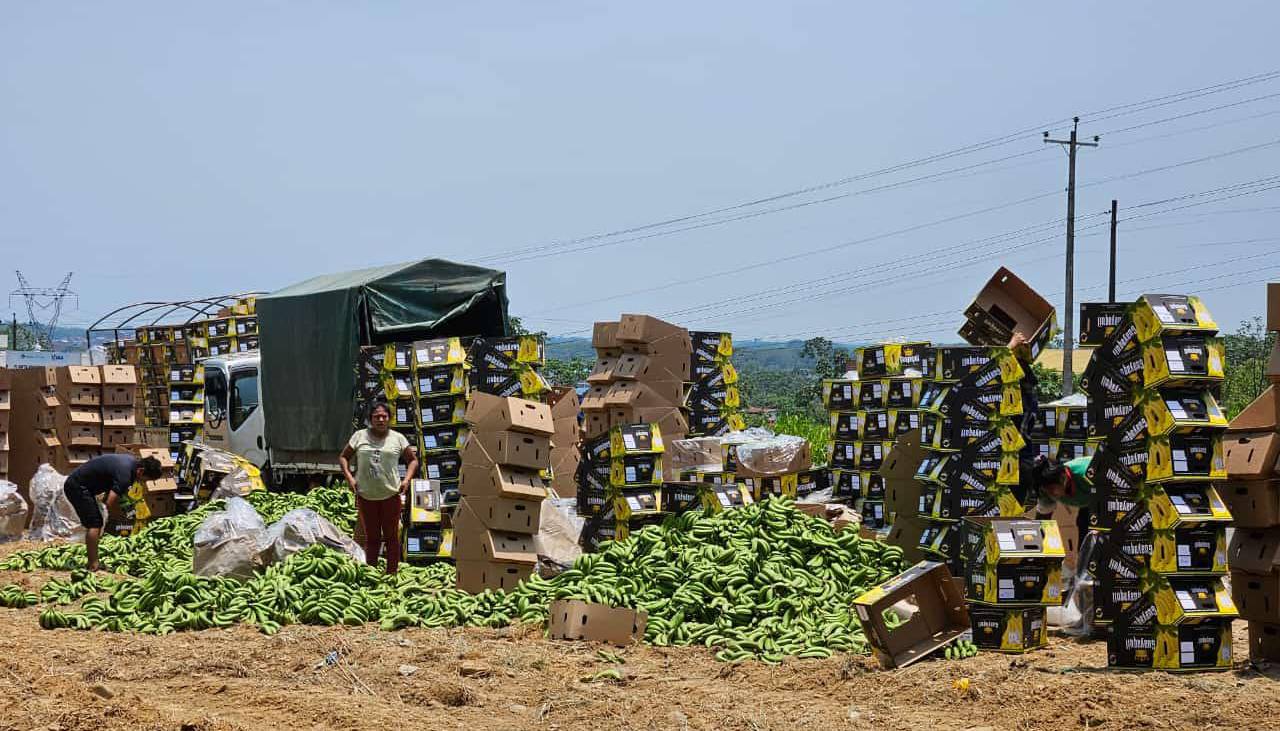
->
xmin=3 ymin=3 xmax=1278 ymax=341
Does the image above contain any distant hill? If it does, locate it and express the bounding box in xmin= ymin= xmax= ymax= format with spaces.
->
xmin=546 ymin=336 xmax=860 ymax=372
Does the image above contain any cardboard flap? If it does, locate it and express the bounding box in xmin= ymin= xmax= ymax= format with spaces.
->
xmin=1225 ymin=432 xmax=1280 ymax=480
xmin=451 ymin=501 xmax=538 ymax=564
xmin=547 ymin=599 xmax=648 ymax=645
xmin=465 ymin=392 xmax=554 ymax=435
xmin=586 ymin=356 xmax=620 ymax=384
xmin=1229 ymin=529 xmax=1280 ymax=575
xmin=616 ymin=314 xmax=687 ymax=345
xmin=61 ymin=366 xmax=102 ymax=386
xmin=1228 ymin=386 xmax=1280 ymax=433
xmin=604 ymin=380 xmax=683 ymax=409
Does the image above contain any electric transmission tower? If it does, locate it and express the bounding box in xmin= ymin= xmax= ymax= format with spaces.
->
xmin=10 ymin=271 xmax=77 ymax=349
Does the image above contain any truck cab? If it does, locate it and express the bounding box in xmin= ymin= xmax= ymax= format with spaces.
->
xmin=200 ymin=352 xmax=268 ymax=468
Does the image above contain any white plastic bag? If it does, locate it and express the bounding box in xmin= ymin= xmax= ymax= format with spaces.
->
xmin=1058 ymin=531 xmax=1102 ymax=636
xmin=209 ymin=466 xmax=259 ymax=500
xmin=258 ymin=508 xmax=365 ymax=565
xmin=193 ymin=497 xmax=267 ymax=579
xmin=27 ymin=465 xmax=94 ymax=542
xmin=535 ymin=498 xmax=584 ymax=576
xmin=0 ymin=480 xmax=29 ymax=541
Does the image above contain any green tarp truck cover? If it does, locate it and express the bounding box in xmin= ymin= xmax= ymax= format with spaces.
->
xmin=257 ymin=258 xmax=508 ymax=463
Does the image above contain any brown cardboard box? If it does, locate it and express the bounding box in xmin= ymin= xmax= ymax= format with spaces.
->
xmin=616 ymin=314 xmax=688 ymax=347
xmin=464 ymin=430 xmax=551 ymax=472
xmin=452 ymin=502 xmax=538 ymax=592
xmin=550 ymin=449 xmax=581 ymax=498
xmin=1230 ymin=529 xmax=1280 ymax=622
xmin=607 ymin=406 xmax=688 ymax=437
xmin=1225 ymin=432 xmax=1280 ymax=480
xmin=668 ymin=437 xmax=724 ymax=473
xmin=547 ymin=599 xmax=648 ymax=645
xmin=454 ymin=559 xmax=534 ymax=592
xmin=851 ymin=561 xmax=970 ymax=669
xmin=612 ymin=351 xmax=691 ymax=383
xmin=592 ymin=321 xmax=620 ymax=350
xmin=604 ymin=380 xmax=684 ymax=409
xmin=465 ymin=392 xmax=554 ymax=435
xmin=580 ymin=383 xmax=610 ymax=412
xmin=56 ymin=366 xmax=102 ymax=407
xmin=586 ymin=356 xmax=620 ymax=384
xmin=1249 ymin=621 xmax=1280 ymax=661
xmin=101 ymin=364 xmax=138 ymax=407
xmin=1051 ymin=503 xmax=1081 ymax=575
xmin=1229 ymin=386 xmax=1280 ymax=433
xmin=59 ymin=422 xmax=102 ymax=448
xmin=102 ymin=427 xmax=136 ymax=449
xmin=730 ymin=439 xmax=812 ymax=478
xmin=460 ymin=496 xmax=543 ymax=534
xmin=961 ymin=267 xmax=1056 ymax=359
xmin=1220 ymin=479 xmax=1280 ymax=528
xmin=1269 ymin=282 xmax=1280 ymax=333
xmin=1268 ymin=342 xmax=1280 ymax=385
xmin=458 ymin=457 xmax=550 ymax=501
xmin=582 ymin=409 xmax=610 ymax=440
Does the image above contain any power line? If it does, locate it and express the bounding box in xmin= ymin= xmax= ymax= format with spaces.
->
xmin=472 ymin=69 xmax=1280 ymax=265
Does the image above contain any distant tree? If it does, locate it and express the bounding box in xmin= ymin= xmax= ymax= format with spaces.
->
xmin=1222 ymin=316 xmax=1277 ymax=419
xmin=508 ymin=315 xmax=532 ymax=336
xmin=543 ymin=356 xmax=593 ymax=387
xmin=796 ymin=337 xmax=850 ymax=418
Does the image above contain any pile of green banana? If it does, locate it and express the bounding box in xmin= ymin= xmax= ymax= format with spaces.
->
xmin=1 ymin=487 xmax=910 ymax=663
xmin=943 ymin=639 xmax=979 ymax=660
xmin=0 ymin=584 xmax=38 ymax=608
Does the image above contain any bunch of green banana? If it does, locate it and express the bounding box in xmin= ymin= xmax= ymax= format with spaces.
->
xmin=0 ymin=584 xmax=39 ymax=608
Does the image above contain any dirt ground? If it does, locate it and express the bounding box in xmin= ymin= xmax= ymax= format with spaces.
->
xmin=1 ymin=556 xmax=1277 ymax=731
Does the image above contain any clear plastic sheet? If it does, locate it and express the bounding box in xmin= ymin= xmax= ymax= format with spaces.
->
xmin=0 ymin=480 xmax=29 ymax=541
xmin=192 ymin=497 xmax=267 ymax=580
xmin=27 ymin=465 xmax=92 ymax=542
xmin=535 ymin=498 xmax=584 ymax=576
xmin=258 ymin=508 xmax=365 ymax=565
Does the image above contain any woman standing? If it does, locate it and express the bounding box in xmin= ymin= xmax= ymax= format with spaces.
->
xmin=339 ymin=401 xmax=418 ymax=574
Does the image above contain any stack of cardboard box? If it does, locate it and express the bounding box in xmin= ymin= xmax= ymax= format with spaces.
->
xmin=135 ymin=325 xmax=190 ymax=428
xmin=409 ymin=338 xmax=468 ymax=511
xmin=166 ymin=363 xmax=204 ymax=462
xmin=453 ymin=393 xmax=553 ymax=592
xmin=1079 ymin=294 xmax=1237 ymax=670
xmin=576 ymin=422 xmax=669 ymax=550
xmin=0 ymin=368 xmax=9 ymax=481
xmin=1027 ymin=397 xmax=1096 ymax=466
xmin=686 ymin=331 xmax=744 ymax=437
xmin=724 ymin=432 xmax=822 ymax=503
xmin=824 ymin=341 xmax=929 ymax=528
xmin=548 ymin=387 xmax=581 ymax=498
xmin=960 ymin=517 xmax=1064 ymax=653
xmin=1222 ymin=284 xmax=1280 ymax=662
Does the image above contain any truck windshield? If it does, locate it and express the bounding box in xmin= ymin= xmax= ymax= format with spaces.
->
xmin=231 ymin=368 xmax=259 ymax=430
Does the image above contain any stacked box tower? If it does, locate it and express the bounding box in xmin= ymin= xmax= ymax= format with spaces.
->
xmin=454 ymin=393 xmax=553 ymax=592
xmin=166 ymin=363 xmax=204 ymax=462
xmin=886 ymin=346 xmax=1029 ymax=573
xmin=686 ymin=332 xmax=745 ymax=437
xmin=960 ymin=517 xmax=1065 ymax=653
xmin=1080 ymin=294 xmax=1237 ymax=671
xmin=1221 ymin=282 xmax=1280 ymax=663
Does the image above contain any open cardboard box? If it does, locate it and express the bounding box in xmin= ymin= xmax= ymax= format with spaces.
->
xmin=547 ymin=599 xmax=648 ymax=645
xmin=961 ymin=267 xmax=1056 ymax=359
xmin=463 ymin=429 xmax=551 ymax=472
xmin=852 ymin=561 xmax=970 ymax=669
xmin=1219 ymin=479 xmax=1280 ymax=528
xmin=1224 ymin=432 xmax=1280 ymax=480
xmin=458 ymin=495 xmax=543 ymax=534
xmin=1230 ymin=386 xmax=1280 ymax=434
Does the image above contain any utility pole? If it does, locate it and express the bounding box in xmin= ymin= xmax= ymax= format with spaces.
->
xmin=1044 ymin=117 xmax=1099 ymax=397
xmin=1109 ymin=199 xmax=1118 ymax=302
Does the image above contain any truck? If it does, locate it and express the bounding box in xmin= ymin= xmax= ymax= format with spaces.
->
xmin=130 ymin=258 xmax=511 ymax=489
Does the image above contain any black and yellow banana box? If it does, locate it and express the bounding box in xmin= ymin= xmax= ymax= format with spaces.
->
xmin=890 ymin=409 xmax=923 ymax=439
xmin=384 ymin=342 xmax=415 ymax=372
xmin=884 ymin=377 xmax=924 ymax=408
xmin=741 ymin=472 xmax=805 ymax=501
xmin=923 ymin=382 xmax=1022 ymax=421
xmin=962 ymin=517 xmax=1066 ymax=606
xmin=925 ymin=449 xmax=1020 ymax=491
xmin=418 ymin=394 xmax=466 ymax=426
xmin=886 ymin=515 xmax=959 ymax=564
xmin=969 ymin=605 xmax=1048 ymax=653
xmin=956 ymin=349 xmax=1025 ymax=390
xmin=1093 ymin=315 xmax=1143 ymax=368
xmin=830 ymin=411 xmax=861 ymax=441
xmin=828 ymin=440 xmax=859 ymax=469
xmin=861 ymin=500 xmax=888 ymax=530
xmin=930 ymin=484 xmax=1022 ymax=522
xmin=388 ymin=396 xmax=418 ymax=427
xmin=1113 ymin=506 xmax=1229 ymax=575
xmin=856 ymin=343 xmax=921 ymax=378
xmin=1057 ymin=405 xmax=1089 ymax=440
xmin=422 ymin=449 xmax=461 ymax=483
xmin=922 ymin=413 xmax=1024 ymax=454
xmin=1079 ymin=301 xmax=1129 ymax=346
xmin=1024 ymin=405 xmax=1059 ymax=441
xmin=859 ymin=470 xmax=885 ymax=501
xmin=1038 ymin=439 xmax=1095 ymax=464
xmin=468 ymin=335 xmax=545 ymax=371
xmin=821 ymin=379 xmax=858 ymax=410
xmin=855 ymin=441 xmax=893 ymax=472
xmin=928 ymin=346 xmax=996 ymax=382
xmin=1130 ymin=294 xmax=1218 ymax=342
xmin=1137 ymin=388 xmax=1228 ymax=437
xmin=609 ymin=452 xmax=663 ymax=488
xmin=677 ymin=469 xmax=735 ymax=486
xmin=1143 ymin=482 xmax=1232 ymax=531
xmin=469 ymin=366 xmax=550 ymax=399
xmin=859 ymin=409 xmax=893 ymax=440
xmin=411 ymin=337 xmax=467 ymax=369
xmin=611 ymin=486 xmax=662 ymax=521
xmin=686 ymin=409 xmax=745 ymax=437
xmin=829 ymin=469 xmax=863 ymax=501
xmin=685 ymin=382 xmax=740 ymax=413
xmin=1145 ymin=432 xmax=1226 ymax=484
xmin=700 ymin=482 xmax=754 ymax=513
xmin=1139 ymin=333 xmax=1226 ymax=390
xmin=1090 ymin=539 xmax=1146 ymax=626
xmin=381 ymin=370 xmax=415 ymax=399
xmin=795 ymin=468 xmax=829 ymax=499
xmin=415 ymin=364 xmax=467 ymax=397
xmin=404 ymin=527 xmax=453 ymax=562
xmin=689 ymin=331 xmax=733 ymax=368
xmin=1108 ymin=574 xmax=1237 ymax=672
xmin=421 ymin=423 xmax=469 ymax=453
xmin=854 ymin=379 xmax=885 ymax=409
xmin=690 ymin=361 xmax=738 ymax=390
